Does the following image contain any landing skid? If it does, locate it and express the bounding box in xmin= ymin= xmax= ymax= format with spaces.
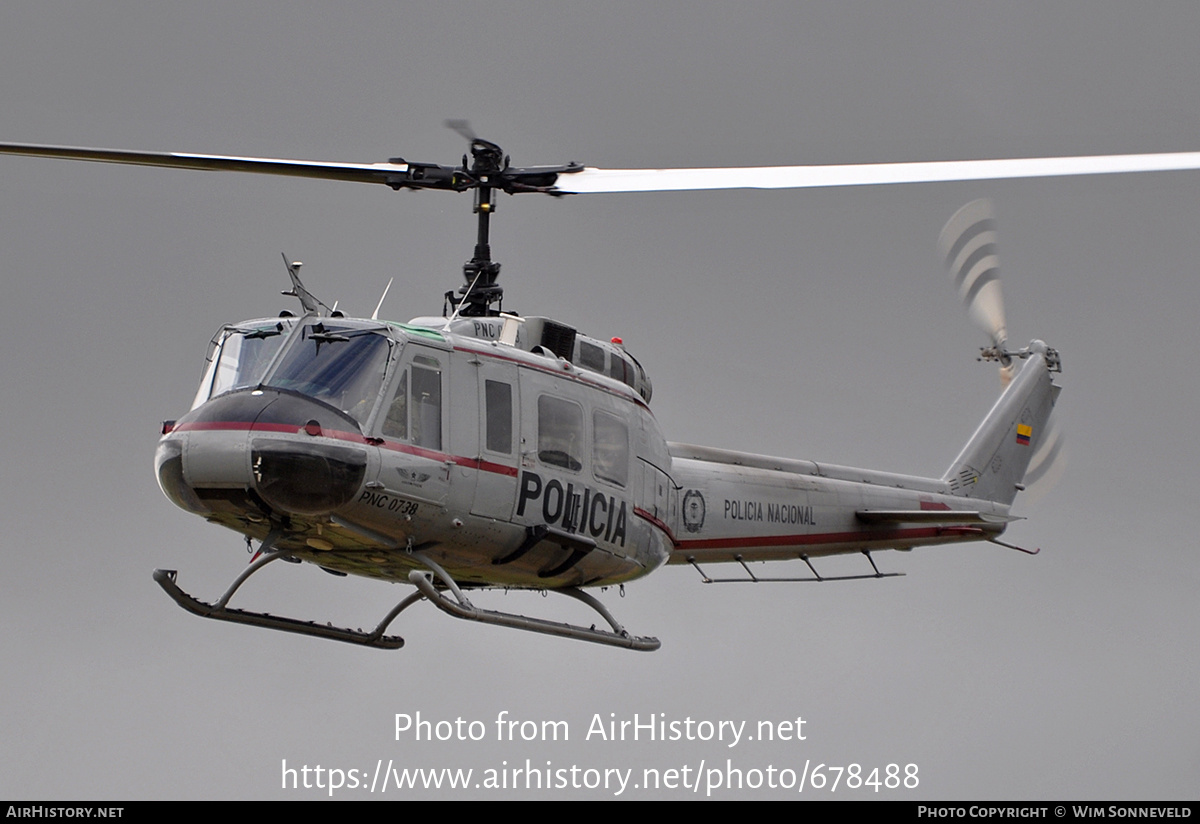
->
xmin=152 ymin=536 xmax=659 ymax=652
xmin=153 ymin=563 xmax=415 ymax=649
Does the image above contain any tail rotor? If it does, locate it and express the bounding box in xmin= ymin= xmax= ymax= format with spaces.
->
xmin=938 ymin=198 xmax=1014 ymax=385
xmin=938 ymin=199 xmax=1066 ymax=500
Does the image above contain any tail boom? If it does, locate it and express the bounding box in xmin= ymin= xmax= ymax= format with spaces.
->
xmin=663 ymin=343 xmax=1059 ymax=565
xmin=665 ymin=445 xmax=1010 ymax=565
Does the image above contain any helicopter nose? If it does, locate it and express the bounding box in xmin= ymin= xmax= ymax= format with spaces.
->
xmin=251 ymin=436 xmax=367 ymax=517
xmin=156 ymin=388 xmax=368 ymax=518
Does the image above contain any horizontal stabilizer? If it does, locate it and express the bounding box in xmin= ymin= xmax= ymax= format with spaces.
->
xmin=855 ymin=509 xmax=1019 ymax=525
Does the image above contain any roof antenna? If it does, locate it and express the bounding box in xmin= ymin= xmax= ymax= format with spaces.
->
xmin=372 ymin=278 xmax=394 ymax=320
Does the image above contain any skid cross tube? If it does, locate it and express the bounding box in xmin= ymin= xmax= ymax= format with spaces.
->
xmin=409 ymin=552 xmax=660 ymax=651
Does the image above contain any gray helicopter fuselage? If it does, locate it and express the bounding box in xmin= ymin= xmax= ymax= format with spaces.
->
xmin=156 ymin=310 xmax=1057 ymax=592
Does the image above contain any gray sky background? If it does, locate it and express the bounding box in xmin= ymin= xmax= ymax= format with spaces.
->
xmin=2 ymin=1 xmax=1197 ymax=800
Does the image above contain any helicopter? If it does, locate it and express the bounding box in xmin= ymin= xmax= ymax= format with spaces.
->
xmin=3 ymin=133 xmax=1197 ymax=652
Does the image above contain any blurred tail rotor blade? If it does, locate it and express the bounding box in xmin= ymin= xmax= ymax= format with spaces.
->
xmin=993 ymin=360 xmax=1015 ymax=387
xmin=939 ymin=198 xmax=1006 ymax=344
xmin=938 ymin=198 xmax=1012 ymax=385
xmin=1020 ymin=410 xmax=1067 ymax=506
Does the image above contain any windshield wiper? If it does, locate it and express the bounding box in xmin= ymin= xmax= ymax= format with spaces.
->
xmin=308 ymin=322 xmax=351 ymax=353
xmin=242 ymin=322 xmax=286 ymax=340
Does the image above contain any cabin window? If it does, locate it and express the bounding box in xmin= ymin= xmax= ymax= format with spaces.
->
xmin=484 ymin=380 xmax=513 ymax=454
xmin=194 ymin=322 xmax=295 ymax=408
xmin=538 ymin=396 xmax=583 ymax=471
xmin=610 ymin=354 xmax=638 ymax=390
xmin=212 ymin=332 xmax=283 ymax=397
xmin=578 ymin=341 xmax=605 ymax=373
xmin=593 ymin=410 xmax=628 ymax=487
xmin=609 ymin=354 xmax=627 ymax=384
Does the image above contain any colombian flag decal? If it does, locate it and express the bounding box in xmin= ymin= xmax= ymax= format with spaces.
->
xmin=1016 ymin=423 xmax=1032 ymax=445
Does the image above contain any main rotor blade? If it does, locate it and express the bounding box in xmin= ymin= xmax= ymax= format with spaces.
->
xmin=0 ymin=142 xmax=411 ymax=186
xmin=552 ymin=151 xmax=1200 ymax=193
xmin=7 ymin=141 xmax=1200 ymax=195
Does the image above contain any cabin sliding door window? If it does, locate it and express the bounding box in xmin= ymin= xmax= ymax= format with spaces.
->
xmin=593 ymin=410 xmax=628 ymax=487
xmin=485 ymin=380 xmax=513 ymax=454
xmin=538 ymin=396 xmax=583 ymax=471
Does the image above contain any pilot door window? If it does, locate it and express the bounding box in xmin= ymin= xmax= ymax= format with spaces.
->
xmin=381 ymin=355 xmax=442 ymax=450
xmin=538 ymin=396 xmax=583 ymax=472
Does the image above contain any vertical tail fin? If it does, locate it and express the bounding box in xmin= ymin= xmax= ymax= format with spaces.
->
xmin=943 ymin=341 xmax=1061 ymax=505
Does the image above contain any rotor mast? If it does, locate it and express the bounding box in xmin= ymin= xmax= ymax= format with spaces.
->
xmin=451 ymin=137 xmax=506 ymax=317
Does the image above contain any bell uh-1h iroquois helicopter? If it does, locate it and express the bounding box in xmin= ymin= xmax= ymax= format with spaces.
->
xmin=5 ymin=133 xmax=1200 ymax=652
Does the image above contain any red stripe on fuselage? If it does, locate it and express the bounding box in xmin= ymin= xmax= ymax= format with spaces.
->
xmin=634 ymin=507 xmax=679 ymax=546
xmin=675 ymin=525 xmax=983 ymax=551
xmin=174 ymin=420 xmax=300 ymax=434
xmin=632 ymin=509 xmax=978 ymax=553
xmin=168 ymin=420 xmax=519 ymax=477
xmin=451 ymin=343 xmax=651 ymax=412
